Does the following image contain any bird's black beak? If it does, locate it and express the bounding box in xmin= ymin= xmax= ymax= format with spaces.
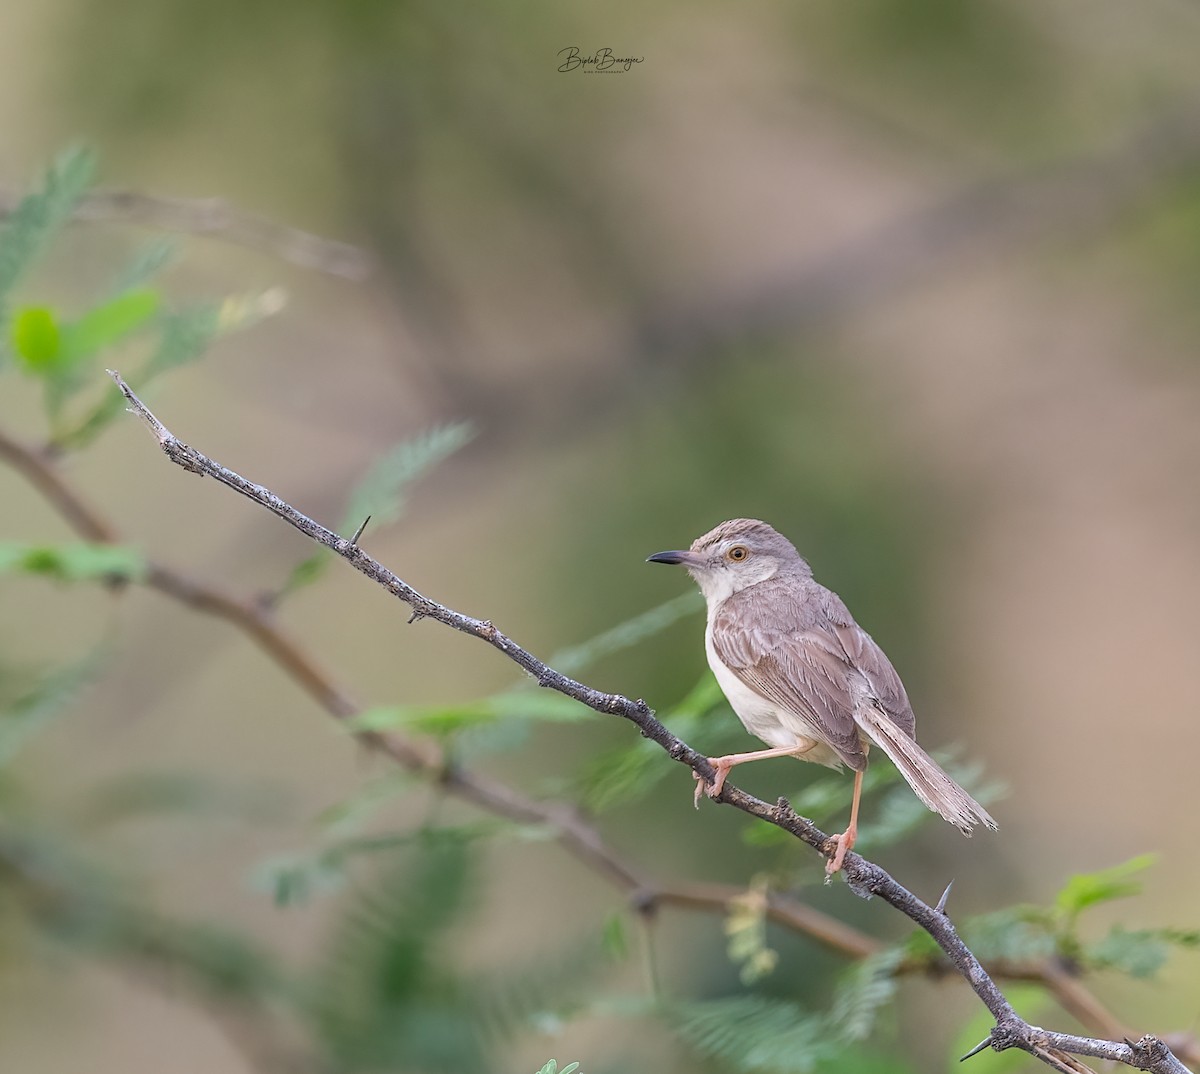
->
xmin=647 ymin=550 xmax=692 ymax=566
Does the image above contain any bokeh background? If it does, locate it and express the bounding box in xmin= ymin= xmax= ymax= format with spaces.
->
xmin=2 ymin=2 xmax=1200 ymax=1072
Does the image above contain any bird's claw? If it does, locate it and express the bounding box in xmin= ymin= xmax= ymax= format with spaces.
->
xmin=824 ymin=828 xmax=856 ymax=876
xmin=692 ymin=759 xmax=728 ymax=808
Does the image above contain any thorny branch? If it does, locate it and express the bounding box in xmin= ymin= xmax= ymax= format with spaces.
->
xmin=93 ymin=371 xmax=1194 ymax=1074
xmin=0 ymin=376 xmax=1193 ymax=1072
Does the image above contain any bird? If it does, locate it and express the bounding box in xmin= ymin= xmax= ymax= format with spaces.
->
xmin=647 ymin=518 xmax=997 ymax=874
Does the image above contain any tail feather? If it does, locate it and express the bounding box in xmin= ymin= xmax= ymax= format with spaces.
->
xmin=857 ymin=707 xmax=997 ymax=835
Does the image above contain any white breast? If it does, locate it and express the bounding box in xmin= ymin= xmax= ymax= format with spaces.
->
xmin=703 ymin=615 xmax=844 ymax=768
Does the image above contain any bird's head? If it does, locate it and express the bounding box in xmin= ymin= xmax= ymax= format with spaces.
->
xmin=647 ymin=518 xmax=809 ymax=604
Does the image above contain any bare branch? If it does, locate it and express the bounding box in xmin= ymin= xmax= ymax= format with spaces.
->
xmin=0 ymin=434 xmax=118 ymax=543
xmin=98 ymin=370 xmax=1194 ymax=1074
xmin=0 ymin=186 xmax=371 ymax=280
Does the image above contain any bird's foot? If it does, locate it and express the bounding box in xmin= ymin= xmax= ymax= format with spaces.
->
xmin=692 ymin=759 xmax=731 ymax=808
xmin=825 ymin=825 xmax=857 ymax=876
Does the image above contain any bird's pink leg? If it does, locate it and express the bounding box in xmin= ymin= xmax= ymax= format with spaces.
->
xmin=826 ymin=768 xmax=864 ymax=875
xmin=693 ymin=741 xmax=816 ymax=807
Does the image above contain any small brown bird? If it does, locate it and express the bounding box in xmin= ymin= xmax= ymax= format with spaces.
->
xmin=648 ymin=518 xmax=996 ymax=874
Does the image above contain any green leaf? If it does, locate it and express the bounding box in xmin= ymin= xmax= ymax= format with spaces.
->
xmin=27 ymin=290 xmax=162 ymax=421
xmin=60 ymin=288 xmax=160 ymax=361
xmin=253 ymin=851 xmax=349 ymax=908
xmin=55 ymin=303 xmax=222 ymax=449
xmin=145 ymin=302 xmax=222 ymax=375
xmin=1055 ymin=854 xmax=1156 ymax=922
xmin=549 ymin=589 xmax=704 ymax=676
xmin=11 ymin=306 xmax=61 ymax=370
xmin=343 ymin=423 xmax=474 ymax=531
xmin=961 ymin=906 xmax=1056 ymax=963
xmin=311 ymin=836 xmax=484 ymax=1071
xmin=280 ymin=422 xmax=474 ymax=597
xmin=281 ymin=550 xmax=329 ymax=594
xmin=1086 ymin=925 xmax=1200 ymax=979
xmin=0 ymin=146 xmax=96 ymax=304
xmin=315 ymin=771 xmax=417 ymax=834
xmin=536 ymin=1063 xmax=580 ymax=1074
xmin=673 ymin=996 xmax=836 ymax=1073
xmin=0 ymin=541 xmax=144 ymax=583
xmin=475 ymin=928 xmax=622 ymax=1043
xmin=348 ymin=690 xmax=592 ymax=737
xmin=601 ymin=912 xmax=628 ymax=960
xmin=253 ymin=822 xmax=529 ymax=909
xmin=110 ymin=238 xmax=178 ymax=293
xmin=0 ymin=650 xmax=104 ymax=767
xmin=579 ymin=673 xmax=728 ymax=812
xmin=830 ymin=946 xmax=904 ymax=1041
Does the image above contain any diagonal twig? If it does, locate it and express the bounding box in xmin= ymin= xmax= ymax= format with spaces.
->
xmin=0 ymin=421 xmax=864 ymax=958
xmin=0 ymin=387 xmax=1186 ymax=1066
xmin=0 ymin=187 xmax=372 ymax=280
xmin=100 ymin=369 xmax=1194 ymax=1074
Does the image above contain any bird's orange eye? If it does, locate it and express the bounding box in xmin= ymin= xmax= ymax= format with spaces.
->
xmin=727 ymin=545 xmax=749 ymax=562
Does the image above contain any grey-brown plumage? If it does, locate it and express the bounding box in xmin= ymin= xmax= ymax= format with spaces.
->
xmin=648 ymin=518 xmax=996 ymax=872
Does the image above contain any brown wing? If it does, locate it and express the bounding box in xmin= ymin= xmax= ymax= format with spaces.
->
xmin=711 ymin=596 xmax=868 ymax=770
xmin=820 ymin=589 xmax=917 ymax=740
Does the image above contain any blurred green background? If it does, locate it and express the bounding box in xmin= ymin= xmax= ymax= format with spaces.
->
xmin=2 ymin=1 xmax=1200 ymax=1071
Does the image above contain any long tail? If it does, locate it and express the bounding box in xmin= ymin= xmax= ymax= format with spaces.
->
xmin=857 ymin=706 xmax=997 ymax=835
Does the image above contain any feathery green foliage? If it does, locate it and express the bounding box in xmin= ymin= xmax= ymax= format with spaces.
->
xmin=673 ymin=995 xmax=837 ymax=1073
xmin=725 ymin=876 xmax=779 ymax=984
xmin=349 ymin=688 xmax=593 ymax=738
xmin=959 ymin=904 xmax=1058 ymax=964
xmin=474 ymin=924 xmax=627 ymax=1044
xmin=549 ymin=589 xmax=704 ymax=676
xmin=309 ymin=834 xmax=484 ymax=1072
xmin=53 ymin=300 xmax=224 ymax=447
xmin=0 ymin=149 xmax=285 ymax=444
xmin=0 ymin=147 xmax=95 ymax=315
xmin=0 ymin=651 xmax=105 ymax=768
xmin=0 ymin=541 xmax=144 ymax=583
xmin=343 ymin=422 xmax=475 ymax=530
xmin=578 ymin=672 xmax=727 ymax=812
xmin=1055 ymin=854 xmax=1157 ymax=927
xmin=282 ymin=421 xmax=475 ymax=595
xmin=254 ymin=819 xmax=537 ymax=909
xmin=1085 ymin=924 xmax=1200 ymax=979
xmin=109 ymin=237 xmax=178 ymax=293
xmin=829 ymin=947 xmax=904 ymax=1042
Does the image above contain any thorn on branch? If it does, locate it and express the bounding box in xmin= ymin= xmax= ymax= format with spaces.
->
xmin=960 ymin=1035 xmax=994 ymax=1062
xmin=937 ymin=880 xmax=955 ymax=915
xmin=349 ymin=515 xmax=371 ymax=546
xmin=408 ymin=609 xmax=426 ymax=625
